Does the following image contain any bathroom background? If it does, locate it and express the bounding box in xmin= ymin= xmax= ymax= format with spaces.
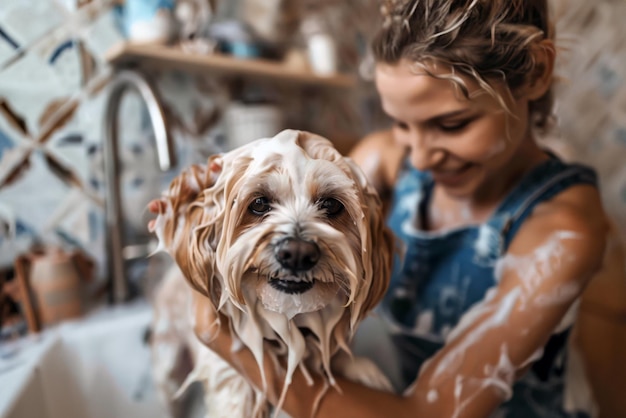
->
xmin=0 ymin=0 xmax=625 ymax=417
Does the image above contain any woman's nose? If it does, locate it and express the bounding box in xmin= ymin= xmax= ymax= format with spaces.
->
xmin=399 ymin=130 xmax=444 ymax=172
xmin=410 ymin=147 xmax=444 ymax=172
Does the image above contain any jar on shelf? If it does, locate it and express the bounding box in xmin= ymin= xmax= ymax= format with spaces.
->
xmin=300 ymin=15 xmax=338 ymax=76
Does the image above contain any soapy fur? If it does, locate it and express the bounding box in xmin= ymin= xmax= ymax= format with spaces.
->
xmin=150 ymin=130 xmax=395 ymax=417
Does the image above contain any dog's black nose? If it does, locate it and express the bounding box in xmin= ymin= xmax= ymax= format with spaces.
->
xmin=275 ymin=238 xmax=320 ymax=272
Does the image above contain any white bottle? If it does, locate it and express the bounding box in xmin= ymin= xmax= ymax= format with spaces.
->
xmin=302 ymin=16 xmax=337 ymax=76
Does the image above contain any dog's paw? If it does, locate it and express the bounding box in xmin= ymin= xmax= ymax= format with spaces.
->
xmin=333 ymin=354 xmax=395 ymax=392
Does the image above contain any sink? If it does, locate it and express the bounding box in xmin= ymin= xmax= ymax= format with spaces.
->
xmin=0 ymin=301 xmax=169 ymax=418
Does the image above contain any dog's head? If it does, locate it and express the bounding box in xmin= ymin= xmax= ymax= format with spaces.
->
xmin=152 ymin=129 xmax=393 ymax=387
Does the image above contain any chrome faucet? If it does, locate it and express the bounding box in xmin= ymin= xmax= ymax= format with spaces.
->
xmin=103 ymin=70 xmax=176 ymax=304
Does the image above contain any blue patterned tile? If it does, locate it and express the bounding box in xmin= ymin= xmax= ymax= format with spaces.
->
xmin=0 ymin=29 xmax=18 ymax=67
xmin=0 ymin=52 xmax=73 ymax=137
xmin=15 ymin=218 xmax=36 ymax=238
xmin=45 ymin=107 xmax=91 ymax=190
xmin=0 ymin=108 xmax=29 ymax=185
xmin=81 ymin=10 xmax=125 ymax=63
xmin=615 ymin=127 xmax=626 ymax=147
xmin=44 ymin=38 xmax=85 ymax=92
xmin=48 ymin=188 xmax=94 ymax=251
xmin=0 ymin=150 xmax=71 ymax=235
xmin=0 ymin=146 xmax=29 ymax=188
xmin=0 ymin=0 xmax=64 ymax=47
xmin=0 ymin=26 xmax=19 ymax=50
xmin=0 ymin=128 xmax=14 ymax=161
xmin=88 ymin=208 xmax=102 ymax=242
xmin=596 ymin=63 xmax=622 ymax=100
xmin=0 ymin=213 xmax=36 ymax=268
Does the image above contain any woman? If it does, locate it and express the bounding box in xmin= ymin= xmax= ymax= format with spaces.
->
xmin=163 ymin=1 xmax=612 ymax=416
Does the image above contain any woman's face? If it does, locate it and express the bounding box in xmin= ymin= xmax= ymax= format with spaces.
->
xmin=375 ymin=59 xmax=535 ymax=201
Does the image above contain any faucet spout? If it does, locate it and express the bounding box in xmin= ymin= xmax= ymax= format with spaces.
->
xmin=103 ymin=70 xmax=176 ymax=304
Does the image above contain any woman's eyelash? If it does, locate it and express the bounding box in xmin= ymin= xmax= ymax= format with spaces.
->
xmin=438 ymin=119 xmax=473 ymax=132
xmin=393 ymin=118 xmax=475 ymax=132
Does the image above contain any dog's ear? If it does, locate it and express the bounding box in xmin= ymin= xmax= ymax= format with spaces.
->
xmin=362 ymin=187 xmax=395 ymax=313
xmin=345 ymin=157 xmax=395 ymax=322
xmin=151 ymin=155 xmax=225 ymax=301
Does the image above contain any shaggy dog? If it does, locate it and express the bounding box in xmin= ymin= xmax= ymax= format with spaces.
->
xmin=149 ymin=130 xmax=394 ymax=417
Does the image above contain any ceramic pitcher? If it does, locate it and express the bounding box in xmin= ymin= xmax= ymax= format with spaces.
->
xmin=25 ymin=248 xmax=93 ymax=328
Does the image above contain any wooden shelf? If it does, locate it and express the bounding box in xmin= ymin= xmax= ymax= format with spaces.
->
xmin=106 ymin=43 xmax=356 ymax=90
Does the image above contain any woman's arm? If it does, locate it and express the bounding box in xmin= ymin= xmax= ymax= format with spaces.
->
xmin=408 ymin=185 xmax=609 ymax=417
xmin=194 ymin=183 xmax=609 ymax=418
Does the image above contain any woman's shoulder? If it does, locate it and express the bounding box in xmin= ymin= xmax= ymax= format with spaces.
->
xmin=506 ymin=152 xmax=604 ymax=241
xmin=349 ymin=129 xmax=407 ymax=196
xmin=532 ymin=167 xmax=606 ymax=232
xmin=510 ymin=181 xmax=609 ymax=281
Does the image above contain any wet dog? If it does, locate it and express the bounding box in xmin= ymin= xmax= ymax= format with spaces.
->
xmin=150 ymin=130 xmax=394 ymax=417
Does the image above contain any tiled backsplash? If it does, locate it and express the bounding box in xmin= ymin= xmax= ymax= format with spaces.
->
xmin=0 ymin=0 xmax=625 ymax=279
xmin=0 ymin=1 xmax=125 ymax=272
xmin=551 ymin=0 xmax=626 ymax=241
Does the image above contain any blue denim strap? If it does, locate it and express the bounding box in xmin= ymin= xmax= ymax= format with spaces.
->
xmin=490 ymin=157 xmax=597 ymax=252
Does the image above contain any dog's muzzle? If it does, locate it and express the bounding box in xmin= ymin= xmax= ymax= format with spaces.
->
xmin=271 ymin=237 xmax=320 ymax=294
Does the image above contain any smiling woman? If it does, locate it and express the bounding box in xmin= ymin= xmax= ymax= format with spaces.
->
xmin=374 ymin=59 xmax=545 ymax=206
xmin=336 ymin=1 xmax=609 ymax=417
xmin=145 ymin=1 xmax=618 ymax=417
xmin=194 ymin=1 xmax=611 ymax=418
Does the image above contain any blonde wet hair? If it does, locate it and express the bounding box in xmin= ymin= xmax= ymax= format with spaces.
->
xmin=373 ymin=0 xmax=555 ymax=132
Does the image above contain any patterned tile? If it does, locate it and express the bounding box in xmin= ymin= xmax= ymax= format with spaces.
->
xmin=34 ymin=29 xmax=85 ymax=93
xmin=0 ymin=209 xmax=36 ymax=268
xmin=81 ymin=9 xmax=125 ymax=63
xmin=45 ymin=187 xmax=94 ymax=251
xmin=0 ymin=34 xmax=16 ymax=67
xmin=44 ymin=108 xmax=92 ymax=192
xmin=595 ymin=63 xmax=622 ymax=100
xmin=56 ymin=0 xmax=95 ymax=13
xmin=0 ymin=177 xmax=92 ymax=269
xmin=556 ymin=88 xmax=609 ymax=150
xmin=609 ymin=86 xmax=626 ymax=123
xmin=0 ymin=148 xmax=81 ymax=269
xmin=0 ymin=0 xmax=64 ymax=47
xmin=614 ymin=127 xmax=626 ymax=148
xmin=0 ymin=52 xmax=73 ymax=137
xmin=0 ymin=128 xmax=15 ymax=161
xmin=157 ymin=73 xmax=225 ymax=138
xmin=76 ymin=88 xmax=108 ymax=144
xmin=0 ymin=150 xmax=72 ymax=234
xmin=0 ymin=146 xmax=29 ymax=188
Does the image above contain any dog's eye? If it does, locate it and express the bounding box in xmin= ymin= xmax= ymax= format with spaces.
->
xmin=319 ymin=198 xmax=344 ymax=217
xmin=249 ymin=197 xmax=271 ymax=215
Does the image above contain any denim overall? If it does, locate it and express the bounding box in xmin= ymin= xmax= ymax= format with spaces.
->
xmin=382 ymin=155 xmax=597 ymax=417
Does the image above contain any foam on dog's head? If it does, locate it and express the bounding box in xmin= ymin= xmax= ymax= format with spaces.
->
xmin=151 ymin=129 xmax=394 ymax=412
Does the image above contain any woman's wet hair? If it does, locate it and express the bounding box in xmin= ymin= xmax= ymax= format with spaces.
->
xmin=373 ymin=0 xmax=555 ymax=132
